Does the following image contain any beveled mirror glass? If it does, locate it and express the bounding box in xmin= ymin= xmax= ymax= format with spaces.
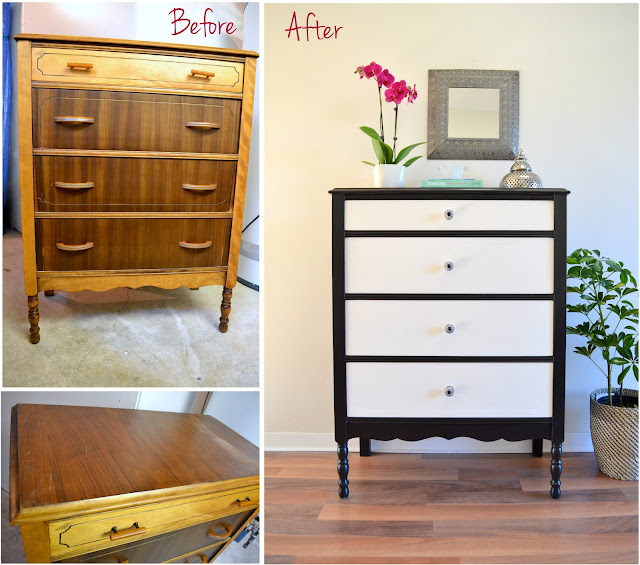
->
xmin=428 ymin=70 xmax=519 ymax=160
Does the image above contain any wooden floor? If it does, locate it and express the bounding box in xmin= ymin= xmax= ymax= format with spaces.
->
xmin=265 ymin=451 xmax=638 ymax=564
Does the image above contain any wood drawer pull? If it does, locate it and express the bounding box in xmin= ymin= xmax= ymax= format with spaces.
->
xmin=198 ymin=555 xmax=207 ymax=563
xmin=234 ymin=496 xmax=253 ymax=507
xmin=179 ymin=241 xmax=212 ymax=250
xmin=54 ymin=116 xmax=95 ymax=125
xmin=67 ymin=62 xmax=93 ymax=70
xmin=207 ymin=524 xmax=232 ymax=538
xmin=182 ymin=184 xmax=217 ymax=192
xmin=185 ymin=122 xmax=220 ymax=130
xmin=109 ymin=523 xmax=147 ymax=542
xmin=56 ymin=242 xmax=94 ymax=252
xmin=191 ymin=69 xmax=216 ymax=78
xmin=55 ymin=182 xmax=95 ymax=190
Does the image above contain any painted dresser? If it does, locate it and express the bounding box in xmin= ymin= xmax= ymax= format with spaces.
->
xmin=331 ymin=187 xmax=569 ymax=498
xmin=15 ymin=34 xmax=257 ymax=343
xmin=10 ymin=404 xmax=259 ymax=563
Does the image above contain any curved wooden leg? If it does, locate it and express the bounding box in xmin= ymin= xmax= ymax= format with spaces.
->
xmin=44 ymin=290 xmax=55 ymax=297
xmin=219 ymin=286 xmax=232 ymax=333
xmin=532 ymin=438 xmax=543 ymax=457
xmin=337 ymin=442 xmax=349 ymax=498
xmin=27 ymin=294 xmax=40 ymax=344
xmin=550 ymin=442 xmax=562 ymax=498
xmin=360 ymin=437 xmax=371 ymax=457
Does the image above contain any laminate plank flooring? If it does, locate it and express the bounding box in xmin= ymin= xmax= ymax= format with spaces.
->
xmin=265 ymin=452 xmax=638 ymax=564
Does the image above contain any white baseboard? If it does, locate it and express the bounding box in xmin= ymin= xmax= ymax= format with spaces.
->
xmin=264 ymin=432 xmax=593 ymax=453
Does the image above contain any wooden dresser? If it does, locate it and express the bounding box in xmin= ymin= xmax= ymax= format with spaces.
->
xmin=10 ymin=404 xmax=259 ymax=563
xmin=331 ymin=187 xmax=569 ymax=498
xmin=15 ymin=34 xmax=257 ymax=343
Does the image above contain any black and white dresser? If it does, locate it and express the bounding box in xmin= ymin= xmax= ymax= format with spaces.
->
xmin=330 ymin=187 xmax=569 ymax=499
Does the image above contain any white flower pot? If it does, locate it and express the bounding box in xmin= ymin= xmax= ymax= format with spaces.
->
xmin=373 ymin=164 xmax=406 ymax=188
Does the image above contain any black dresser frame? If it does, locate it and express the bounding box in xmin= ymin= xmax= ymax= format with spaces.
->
xmin=331 ymin=187 xmax=569 ymax=499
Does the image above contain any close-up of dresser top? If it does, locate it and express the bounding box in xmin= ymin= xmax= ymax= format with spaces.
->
xmin=15 ymin=34 xmax=257 ymax=343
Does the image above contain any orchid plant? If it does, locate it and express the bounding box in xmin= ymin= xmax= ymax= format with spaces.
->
xmin=355 ymin=61 xmax=425 ymax=167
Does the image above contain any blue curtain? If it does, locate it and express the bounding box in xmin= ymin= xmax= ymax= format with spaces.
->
xmin=3 ymin=3 xmax=11 ymax=233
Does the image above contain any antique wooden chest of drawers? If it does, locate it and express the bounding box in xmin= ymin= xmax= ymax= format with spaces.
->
xmin=331 ymin=187 xmax=569 ymax=498
xmin=15 ymin=34 xmax=258 ymax=343
xmin=10 ymin=404 xmax=259 ymax=563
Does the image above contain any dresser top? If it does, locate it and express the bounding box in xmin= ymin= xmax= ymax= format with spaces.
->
xmin=14 ymin=33 xmax=259 ymax=58
xmin=330 ymin=187 xmax=569 ymax=197
xmin=10 ymin=404 xmax=259 ymax=523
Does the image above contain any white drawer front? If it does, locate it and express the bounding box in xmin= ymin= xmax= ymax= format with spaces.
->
xmin=345 ymin=300 xmax=553 ymax=356
xmin=345 ymin=237 xmax=553 ymax=294
xmin=346 ymin=362 xmax=553 ymax=418
xmin=344 ymin=200 xmax=554 ymax=231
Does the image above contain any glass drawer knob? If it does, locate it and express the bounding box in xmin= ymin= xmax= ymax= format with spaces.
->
xmin=444 ymin=386 xmax=455 ymax=397
xmin=444 ymin=209 xmax=454 ymax=220
xmin=444 ymin=261 xmax=454 ymax=271
xmin=445 ymin=324 xmax=455 ymax=334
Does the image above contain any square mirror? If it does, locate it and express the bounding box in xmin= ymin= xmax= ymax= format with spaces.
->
xmin=428 ymin=70 xmax=519 ymax=160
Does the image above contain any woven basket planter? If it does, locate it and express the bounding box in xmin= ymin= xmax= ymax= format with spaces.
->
xmin=590 ymin=388 xmax=639 ymax=481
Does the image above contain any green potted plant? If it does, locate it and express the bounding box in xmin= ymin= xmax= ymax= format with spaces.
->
xmin=566 ymin=248 xmax=638 ymax=480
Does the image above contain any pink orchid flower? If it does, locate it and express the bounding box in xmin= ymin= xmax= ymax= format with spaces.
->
xmin=376 ymin=69 xmax=395 ymax=88
xmin=354 ymin=65 xmax=365 ymax=79
xmin=407 ymin=84 xmax=418 ymax=104
xmin=385 ymin=80 xmax=409 ymax=104
xmin=363 ymin=61 xmax=382 ymax=79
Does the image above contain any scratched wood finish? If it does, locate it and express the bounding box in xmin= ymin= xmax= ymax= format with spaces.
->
xmin=37 ymin=218 xmax=231 ymax=271
xmin=33 ymin=89 xmax=241 ymax=153
xmin=58 ymin=510 xmax=252 ymax=563
xmin=34 ymin=155 xmax=237 ymax=212
xmin=265 ymin=452 xmax=639 ymax=564
xmin=11 ymin=404 xmax=259 ymax=517
xmin=32 ymin=47 xmax=245 ymax=94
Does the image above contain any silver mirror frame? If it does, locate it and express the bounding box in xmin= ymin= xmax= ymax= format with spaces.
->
xmin=427 ymin=69 xmax=519 ymax=160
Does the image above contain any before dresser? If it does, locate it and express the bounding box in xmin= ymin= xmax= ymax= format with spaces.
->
xmin=10 ymin=404 xmax=259 ymax=563
xmin=15 ymin=34 xmax=257 ymax=343
xmin=331 ymin=188 xmax=569 ymax=498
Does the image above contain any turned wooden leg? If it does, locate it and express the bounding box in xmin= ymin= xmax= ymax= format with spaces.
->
xmin=550 ymin=442 xmax=562 ymax=498
xmin=532 ymin=438 xmax=543 ymax=457
xmin=44 ymin=290 xmax=55 ymax=297
xmin=219 ymin=286 xmax=232 ymax=333
xmin=337 ymin=442 xmax=349 ymax=498
xmin=27 ymin=294 xmax=40 ymax=344
xmin=359 ymin=437 xmax=371 ymax=457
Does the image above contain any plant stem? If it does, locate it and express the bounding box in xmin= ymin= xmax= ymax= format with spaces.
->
xmin=393 ymin=105 xmax=399 ymax=160
xmin=378 ymin=87 xmax=384 ymax=143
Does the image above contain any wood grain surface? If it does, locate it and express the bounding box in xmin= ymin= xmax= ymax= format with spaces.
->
xmin=34 ymin=156 xmax=237 ymax=212
xmin=265 ymin=452 xmax=638 ymax=564
xmin=37 ymin=217 xmax=231 ymax=271
xmin=11 ymin=405 xmax=259 ymax=520
xmin=34 ymin=89 xmax=241 ymax=153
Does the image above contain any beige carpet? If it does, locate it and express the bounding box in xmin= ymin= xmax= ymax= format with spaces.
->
xmin=3 ymin=230 xmax=258 ymax=387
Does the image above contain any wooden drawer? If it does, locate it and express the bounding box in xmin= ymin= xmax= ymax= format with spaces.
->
xmin=59 ymin=510 xmax=253 ymax=563
xmin=32 ymin=47 xmax=244 ymax=94
xmin=34 ymin=89 xmax=241 ymax=153
xmin=345 ymin=237 xmax=553 ymax=294
xmin=37 ymin=218 xmax=232 ymax=271
xmin=345 ymin=300 xmax=553 ymax=357
xmin=50 ymin=488 xmax=259 ymax=560
xmin=35 ymin=156 xmax=237 ymax=212
xmin=344 ymin=199 xmax=554 ymax=231
xmin=347 ymin=362 xmax=553 ymax=418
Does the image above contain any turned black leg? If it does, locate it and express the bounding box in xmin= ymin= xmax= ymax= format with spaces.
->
xmin=550 ymin=442 xmax=562 ymax=498
xmin=359 ymin=437 xmax=371 ymax=456
xmin=532 ymin=438 xmax=543 ymax=457
xmin=219 ymin=286 xmax=232 ymax=333
xmin=27 ymin=294 xmax=40 ymax=344
xmin=337 ymin=442 xmax=349 ymax=498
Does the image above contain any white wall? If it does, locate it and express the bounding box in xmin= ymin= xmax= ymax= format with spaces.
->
xmin=264 ymin=3 xmax=639 ymax=452
xmin=204 ymin=391 xmax=259 ymax=447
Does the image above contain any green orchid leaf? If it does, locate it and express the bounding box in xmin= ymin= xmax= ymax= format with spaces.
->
xmin=362 ymin=161 xmax=376 ymax=166
xmin=403 ymin=156 xmax=422 ymax=167
xmin=360 ymin=126 xmax=383 ymax=142
xmin=381 ymin=141 xmax=393 ymax=163
xmin=371 ymin=138 xmax=386 ymax=164
xmin=393 ymin=142 xmax=426 ymax=165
